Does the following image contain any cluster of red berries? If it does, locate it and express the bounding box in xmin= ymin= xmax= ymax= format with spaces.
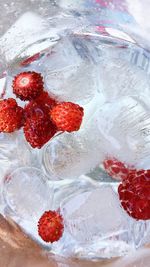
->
xmin=0 ymin=71 xmax=84 ymax=148
xmin=4 ymin=70 xmax=150 ymax=240
xmin=38 ymin=158 xmax=150 ymax=243
xmin=103 ymin=158 xmax=150 ymax=220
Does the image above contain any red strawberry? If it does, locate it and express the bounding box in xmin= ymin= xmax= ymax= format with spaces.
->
xmin=103 ymin=158 xmax=135 ymax=181
xmin=0 ymin=98 xmax=24 ymax=133
xmin=118 ymin=169 xmax=150 ymax=220
xmin=36 ymin=91 xmax=57 ymax=109
xmin=12 ymin=71 xmax=44 ymax=101
xmin=38 ymin=210 xmax=64 ymax=243
xmin=50 ymin=102 xmax=84 ymax=132
xmin=24 ymin=113 xmax=57 ymax=148
xmin=24 ymin=91 xmax=56 ymax=119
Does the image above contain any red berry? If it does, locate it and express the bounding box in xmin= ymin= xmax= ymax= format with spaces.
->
xmin=0 ymin=98 xmax=24 ymax=133
xmin=38 ymin=210 xmax=64 ymax=243
xmin=24 ymin=113 xmax=57 ymax=148
xmin=118 ymin=169 xmax=150 ymax=220
xmin=24 ymin=92 xmax=56 ymax=119
xmin=12 ymin=71 xmax=44 ymax=101
xmin=50 ymin=102 xmax=84 ymax=132
xmin=21 ymin=53 xmax=40 ymax=66
xmin=36 ymin=91 xmax=57 ymax=109
xmin=103 ymin=158 xmax=135 ymax=181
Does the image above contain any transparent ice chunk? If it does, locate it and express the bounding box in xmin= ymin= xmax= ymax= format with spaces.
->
xmin=0 ymin=1 xmax=59 ymax=37
xmin=99 ymin=57 xmax=150 ymax=102
xmin=52 ymin=183 xmax=150 ymax=259
xmin=127 ymin=0 xmax=150 ymax=32
xmin=52 ymin=184 xmax=136 ymax=258
xmin=42 ymin=126 xmax=104 ymax=180
xmin=0 ymin=12 xmax=60 ymax=74
xmin=61 ymin=185 xmax=128 ymax=243
xmin=52 ymin=175 xmax=97 ymax=210
xmin=0 ymin=131 xmax=40 ymax=183
xmin=44 ymin=34 xmax=101 ymax=104
xmin=3 ymin=167 xmax=53 ymax=222
xmin=97 ymin=96 xmax=150 ymax=169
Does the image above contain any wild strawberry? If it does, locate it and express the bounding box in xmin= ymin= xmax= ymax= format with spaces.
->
xmin=50 ymin=102 xmax=84 ymax=132
xmin=118 ymin=169 xmax=150 ymax=220
xmin=24 ymin=91 xmax=56 ymax=119
xmin=12 ymin=71 xmax=44 ymax=101
xmin=103 ymin=158 xmax=135 ymax=181
xmin=23 ymin=113 xmax=57 ymax=148
xmin=38 ymin=210 xmax=64 ymax=243
xmin=0 ymin=98 xmax=24 ymax=133
xmin=36 ymin=91 xmax=56 ymax=109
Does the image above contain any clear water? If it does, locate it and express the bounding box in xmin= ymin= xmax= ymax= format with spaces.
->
xmin=1 ymin=0 xmax=150 ymax=260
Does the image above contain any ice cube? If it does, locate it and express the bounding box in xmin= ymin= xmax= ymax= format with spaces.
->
xmin=99 ymin=57 xmax=150 ymax=102
xmin=0 ymin=132 xmax=20 ymax=180
xmin=54 ymin=184 xmax=136 ymax=258
xmin=0 ymin=12 xmax=60 ymax=73
xmin=61 ymin=185 xmax=128 ymax=243
xmin=0 ymin=1 xmax=58 ymax=37
xmin=3 ymin=167 xmax=53 ymax=222
xmin=125 ymin=0 xmax=150 ymax=50
xmin=97 ymin=96 xmax=150 ymax=169
xmin=44 ymin=34 xmax=101 ymax=104
xmin=52 ymin=175 xmax=97 ymax=210
xmin=0 ymin=131 xmax=40 ymax=183
xmin=127 ymin=0 xmax=150 ymax=32
xmin=42 ymin=123 xmax=104 ymax=180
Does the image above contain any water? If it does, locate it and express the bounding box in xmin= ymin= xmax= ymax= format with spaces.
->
xmin=0 ymin=0 xmax=150 ymax=261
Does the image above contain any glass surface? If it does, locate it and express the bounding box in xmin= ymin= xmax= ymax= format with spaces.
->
xmin=1 ymin=0 xmax=150 ymax=261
